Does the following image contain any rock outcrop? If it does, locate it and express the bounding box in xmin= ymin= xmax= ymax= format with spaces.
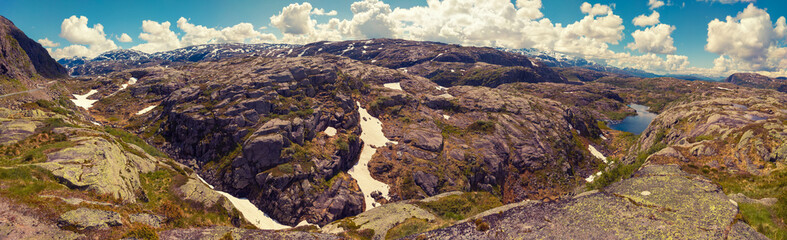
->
xmin=410 ymin=165 xmax=768 ymax=239
xmin=726 ymin=73 xmax=787 ymax=93
xmin=58 ymin=208 xmax=123 ymax=230
xmin=38 ymin=128 xmax=158 ymax=203
xmin=158 ymin=226 xmax=340 ymax=240
xmin=0 ymin=15 xmax=66 ymax=95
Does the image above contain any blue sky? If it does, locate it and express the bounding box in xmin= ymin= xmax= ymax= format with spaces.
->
xmin=2 ymin=0 xmax=786 ymax=77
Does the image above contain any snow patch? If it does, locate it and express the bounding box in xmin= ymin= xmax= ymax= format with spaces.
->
xmin=640 ymin=191 xmax=651 ymax=196
xmin=136 ymin=105 xmax=157 ymax=115
xmin=119 ymin=77 xmax=138 ymax=91
xmin=443 ymin=114 xmax=450 ymax=120
xmin=600 ymin=134 xmax=607 ymax=140
xmin=217 ymin=192 xmax=291 ymax=230
xmin=588 ymin=145 xmax=608 ymax=164
xmin=371 ymin=59 xmax=377 ymax=63
xmin=71 ymin=90 xmax=99 ymax=110
xmin=195 ymin=175 xmax=289 ymax=230
xmin=716 ymin=86 xmax=733 ymax=91
xmin=585 ymin=171 xmax=602 ymax=182
xmin=438 ymin=93 xmax=454 ymax=99
xmin=435 ymin=86 xmax=448 ymax=91
xmin=349 ymin=102 xmax=397 ymax=210
xmin=383 ymin=82 xmax=402 ymax=91
xmin=324 ymin=127 xmax=337 ymax=137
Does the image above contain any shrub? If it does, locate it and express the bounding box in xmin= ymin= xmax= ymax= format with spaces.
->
xmin=467 ymin=121 xmax=496 ymax=133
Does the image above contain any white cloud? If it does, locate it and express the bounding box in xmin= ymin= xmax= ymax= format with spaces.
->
xmin=627 ymin=24 xmax=677 ymax=54
xmin=129 ymin=18 xmax=278 ymax=53
xmin=131 ymin=20 xmax=181 ymax=53
xmin=633 ymin=11 xmax=660 ymax=27
xmin=337 ymin=0 xmax=398 ymax=39
xmin=312 ymin=8 xmax=338 ymax=16
xmin=699 ymin=0 xmax=756 ymax=4
xmin=37 ymin=38 xmax=59 ymax=48
xmin=648 ymin=0 xmax=665 ymax=9
xmin=49 ymin=16 xmax=118 ymax=59
xmin=117 ymin=33 xmax=132 ymax=42
xmin=580 ymin=2 xmax=612 ymax=16
xmin=706 ymin=3 xmax=787 ymax=71
xmin=270 ymin=2 xmax=315 ymax=35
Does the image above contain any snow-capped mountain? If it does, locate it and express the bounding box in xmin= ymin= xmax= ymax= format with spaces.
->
xmin=58 ymin=43 xmax=299 ymax=76
xmin=500 ymin=48 xmax=594 ymax=68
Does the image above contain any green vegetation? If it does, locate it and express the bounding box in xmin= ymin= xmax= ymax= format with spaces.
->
xmin=587 ymin=130 xmax=667 ymax=189
xmin=682 ymin=166 xmax=787 ymax=239
xmin=122 ymin=225 xmax=159 ymax=240
xmin=416 ymin=192 xmax=502 ymax=221
xmin=690 ymin=135 xmax=715 ymax=143
xmin=467 ymin=121 xmax=496 ymax=134
xmin=104 ymin=127 xmax=167 ymax=158
xmin=385 ymin=218 xmax=432 ymax=240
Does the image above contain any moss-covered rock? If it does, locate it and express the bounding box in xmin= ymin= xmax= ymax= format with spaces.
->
xmin=410 ymin=164 xmax=767 ymax=239
xmin=58 ymin=208 xmax=123 ymax=230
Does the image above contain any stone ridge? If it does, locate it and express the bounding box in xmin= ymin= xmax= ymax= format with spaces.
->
xmin=409 ymin=164 xmax=767 ymax=239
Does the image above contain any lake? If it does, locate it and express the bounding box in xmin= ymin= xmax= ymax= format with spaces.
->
xmin=609 ymin=104 xmax=658 ymax=135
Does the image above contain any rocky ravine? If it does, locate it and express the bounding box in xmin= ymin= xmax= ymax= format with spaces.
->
xmin=85 ymin=52 xmax=607 ymax=226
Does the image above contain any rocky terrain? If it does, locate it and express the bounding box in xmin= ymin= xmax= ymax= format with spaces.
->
xmin=410 ymin=165 xmax=767 ymax=239
xmin=1 ymin=14 xmax=784 ymax=239
xmin=726 ymin=73 xmax=787 ymax=93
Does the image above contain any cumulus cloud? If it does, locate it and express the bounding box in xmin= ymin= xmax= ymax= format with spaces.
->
xmin=388 ymin=0 xmax=626 ymax=60
xmin=129 ymin=18 xmax=278 ymax=53
xmin=580 ymin=2 xmax=612 ymax=16
xmin=706 ymin=3 xmax=787 ymax=71
xmin=37 ymin=38 xmax=59 ymax=47
xmin=627 ymin=24 xmax=677 ymax=54
xmin=49 ymin=16 xmax=117 ymax=59
xmin=648 ymin=0 xmax=665 ymax=9
xmin=131 ymin=20 xmax=181 ymax=53
xmin=117 ymin=33 xmax=132 ymax=42
xmin=312 ymin=8 xmax=338 ymax=16
xmin=633 ymin=11 xmax=660 ymax=26
xmin=337 ymin=0 xmax=398 ymax=39
xmin=270 ymin=2 xmax=315 ymax=35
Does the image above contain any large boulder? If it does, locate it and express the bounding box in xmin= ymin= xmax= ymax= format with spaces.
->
xmin=38 ymin=134 xmax=156 ymax=203
xmin=58 ymin=208 xmax=123 ymax=230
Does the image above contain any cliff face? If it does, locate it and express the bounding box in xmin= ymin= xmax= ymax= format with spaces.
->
xmin=0 ymin=16 xmax=66 ymax=81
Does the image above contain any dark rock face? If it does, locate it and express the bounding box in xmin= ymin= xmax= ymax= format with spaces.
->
xmin=725 ymin=73 xmax=787 ymax=93
xmin=369 ymin=80 xmax=602 ymax=203
xmin=0 ymin=16 xmax=67 ymax=79
xmin=413 ymin=171 xmax=439 ymax=196
xmin=410 ymin=165 xmax=768 ymax=239
xmin=150 ymin=56 xmax=372 ymax=226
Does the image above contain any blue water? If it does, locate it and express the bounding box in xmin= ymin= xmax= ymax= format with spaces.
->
xmin=609 ymin=104 xmax=658 ymax=135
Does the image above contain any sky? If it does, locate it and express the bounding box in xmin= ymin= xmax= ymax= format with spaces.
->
xmin=2 ymin=0 xmax=786 ymax=77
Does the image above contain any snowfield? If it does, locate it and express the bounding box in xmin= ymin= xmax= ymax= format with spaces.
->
xmin=349 ymin=101 xmax=397 ymax=210
xmin=71 ymin=90 xmax=99 ymax=110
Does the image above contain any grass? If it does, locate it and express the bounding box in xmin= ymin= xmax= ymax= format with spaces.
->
xmin=416 ymin=192 xmax=502 ymax=221
xmin=467 ymin=121 xmax=496 ymax=134
xmin=104 ymin=127 xmax=168 ymax=158
xmin=587 ymin=130 xmax=667 ymax=190
xmin=682 ymin=166 xmax=787 ymax=239
xmin=385 ymin=218 xmax=432 ymax=240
